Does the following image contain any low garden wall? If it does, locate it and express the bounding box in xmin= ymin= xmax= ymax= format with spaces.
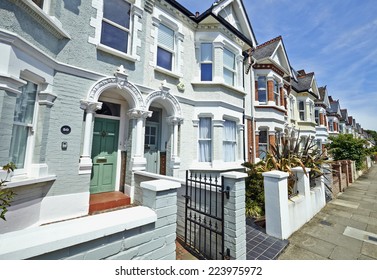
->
xmin=263 ymin=167 xmax=326 ymax=240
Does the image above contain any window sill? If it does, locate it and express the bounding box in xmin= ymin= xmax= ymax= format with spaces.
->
xmin=191 ymin=81 xmax=245 ymax=95
xmin=97 ymin=44 xmax=138 ymax=62
xmin=154 ymin=66 xmax=182 ymax=79
xmin=2 ymin=175 xmax=56 ymax=189
xmin=12 ymin=0 xmax=70 ymax=39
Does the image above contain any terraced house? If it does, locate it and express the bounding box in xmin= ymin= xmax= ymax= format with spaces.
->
xmin=0 ymin=0 xmax=371 ymax=260
xmin=0 ymin=0 xmax=258 ymax=259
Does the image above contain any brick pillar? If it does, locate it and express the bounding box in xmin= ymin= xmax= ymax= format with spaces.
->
xmin=222 ymin=172 xmax=248 ymax=260
xmin=255 ymin=134 xmax=260 ymax=158
xmin=247 ymin=118 xmax=254 ymax=163
xmin=280 ymin=87 xmax=284 ymax=107
xmin=267 ymin=80 xmax=274 ymax=102
xmin=332 ymin=163 xmax=341 ymax=194
xmin=319 ymin=112 xmax=325 ymax=126
xmin=141 ymin=179 xmax=180 ymax=260
xmin=269 ymin=133 xmax=276 ymax=150
xmin=341 ymin=160 xmax=349 ymax=188
xmin=347 ymin=159 xmax=354 ymax=183
xmin=255 ymin=80 xmax=258 ymax=101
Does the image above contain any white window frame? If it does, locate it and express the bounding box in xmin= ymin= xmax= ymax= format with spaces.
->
xmin=298 ymin=100 xmax=305 ymax=121
xmin=9 ymin=80 xmax=39 ymax=176
xmin=223 ymin=120 xmax=237 ymax=162
xmin=156 ymin=23 xmax=175 ymax=72
xmin=257 ymin=76 xmax=267 ymax=104
xmin=223 ymin=47 xmax=236 ymax=86
xmin=329 ymin=120 xmax=334 ymax=132
xmin=31 ymin=0 xmax=51 ymax=13
xmin=198 ymin=117 xmax=212 ymax=163
xmin=273 ymin=80 xmax=280 ymax=106
xmin=90 ymin=0 xmax=140 ymax=62
xmin=290 ymin=97 xmax=295 ymax=119
xmin=200 ymin=43 xmax=213 ymax=81
xmin=100 ymin=0 xmax=132 ymax=55
xmin=258 ymin=129 xmax=268 ymax=160
xmin=315 ymin=109 xmax=319 ymax=125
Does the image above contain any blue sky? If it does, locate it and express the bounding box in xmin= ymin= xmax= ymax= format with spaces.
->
xmin=177 ymin=0 xmax=377 ymax=132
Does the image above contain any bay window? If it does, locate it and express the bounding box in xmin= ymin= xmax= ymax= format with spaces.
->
xmin=223 ymin=120 xmax=236 ymax=162
xmin=100 ymin=0 xmax=131 ymax=54
xmin=9 ymin=81 xmax=37 ymax=169
xmin=257 ymin=76 xmax=267 ymax=103
xmin=223 ymin=48 xmax=236 ymax=86
xmin=274 ymin=80 xmax=280 ymax=105
xmin=198 ymin=118 xmax=212 ymax=162
xmin=200 ymin=43 xmax=213 ymax=81
xmin=258 ymin=130 xmax=268 ymax=160
xmin=299 ymin=101 xmax=305 ymax=121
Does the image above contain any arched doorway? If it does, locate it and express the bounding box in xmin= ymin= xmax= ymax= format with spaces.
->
xmin=90 ymin=101 xmax=121 ymax=194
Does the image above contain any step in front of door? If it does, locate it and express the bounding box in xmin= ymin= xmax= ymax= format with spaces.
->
xmin=89 ymin=191 xmax=131 ymax=214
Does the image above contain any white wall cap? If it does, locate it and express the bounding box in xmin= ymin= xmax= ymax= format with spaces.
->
xmin=262 ymin=170 xmax=289 ymax=179
xmin=0 ymin=206 xmax=156 ymax=260
xmin=291 ymin=167 xmax=311 ymax=173
xmin=221 ymin=171 xmax=248 ymax=179
xmin=141 ymin=179 xmax=181 ymax=192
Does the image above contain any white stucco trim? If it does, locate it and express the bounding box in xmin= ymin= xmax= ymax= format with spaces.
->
xmin=0 ymin=206 xmax=157 ymax=260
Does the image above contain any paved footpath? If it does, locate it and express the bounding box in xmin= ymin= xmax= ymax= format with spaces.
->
xmin=278 ymin=164 xmax=377 ymax=260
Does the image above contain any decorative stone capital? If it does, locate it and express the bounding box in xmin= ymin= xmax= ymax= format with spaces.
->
xmin=127 ymin=108 xmax=152 ymax=119
xmin=38 ymin=83 xmax=57 ymax=107
xmin=80 ymin=100 xmax=102 ymax=113
xmin=166 ymin=116 xmax=184 ymax=125
xmin=159 ymin=80 xmax=170 ymax=94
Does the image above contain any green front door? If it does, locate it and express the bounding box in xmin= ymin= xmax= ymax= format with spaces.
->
xmin=90 ymin=118 xmax=119 ymax=194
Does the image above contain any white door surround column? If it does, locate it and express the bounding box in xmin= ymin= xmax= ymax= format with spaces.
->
xmin=127 ymin=108 xmax=152 ymax=171
xmin=79 ymin=100 xmax=102 ymax=174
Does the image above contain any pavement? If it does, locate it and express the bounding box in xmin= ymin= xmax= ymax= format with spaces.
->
xmin=277 ymin=163 xmax=377 ymax=260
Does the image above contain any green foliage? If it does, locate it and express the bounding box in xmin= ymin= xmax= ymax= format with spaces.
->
xmin=243 ymin=133 xmax=331 ymax=217
xmin=327 ymin=134 xmax=367 ymax=170
xmin=243 ymin=161 xmax=265 ymax=218
xmin=0 ymin=162 xmax=16 ymax=221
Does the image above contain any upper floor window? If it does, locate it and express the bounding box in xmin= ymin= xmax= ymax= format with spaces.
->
xmin=309 ymin=103 xmax=314 ymax=122
xmin=157 ymin=23 xmax=175 ymax=71
xmin=315 ymin=109 xmax=319 ymax=125
xmin=100 ymin=0 xmax=131 ymax=54
xmin=290 ymin=97 xmax=295 ymax=119
xmin=200 ymin=43 xmax=213 ymax=81
xmin=198 ymin=117 xmax=212 ymax=162
xmin=298 ymin=101 xmax=305 ymax=121
xmin=223 ymin=120 xmax=236 ymax=162
xmin=257 ymin=76 xmax=267 ymax=103
xmin=32 ymin=0 xmax=44 ymax=9
xmin=274 ymin=80 xmax=280 ymax=105
xmin=329 ymin=120 xmax=334 ymax=131
xmin=223 ymin=48 xmax=236 ymax=86
xmin=9 ymin=81 xmax=38 ymax=170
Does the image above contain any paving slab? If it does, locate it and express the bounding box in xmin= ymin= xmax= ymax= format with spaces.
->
xmin=329 ymin=245 xmax=360 ymax=260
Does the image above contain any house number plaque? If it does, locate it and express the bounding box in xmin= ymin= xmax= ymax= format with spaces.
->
xmin=61 ymin=125 xmax=71 ymax=135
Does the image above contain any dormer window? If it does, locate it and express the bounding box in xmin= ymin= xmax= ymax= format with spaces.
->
xmin=157 ymin=23 xmax=175 ymax=71
xmin=100 ymin=0 xmax=131 ymax=54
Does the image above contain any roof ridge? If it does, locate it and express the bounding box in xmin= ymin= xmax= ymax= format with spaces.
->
xmin=256 ymin=35 xmax=282 ymax=49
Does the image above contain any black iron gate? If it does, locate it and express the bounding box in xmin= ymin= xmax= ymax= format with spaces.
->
xmin=183 ymin=171 xmax=229 ymax=260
